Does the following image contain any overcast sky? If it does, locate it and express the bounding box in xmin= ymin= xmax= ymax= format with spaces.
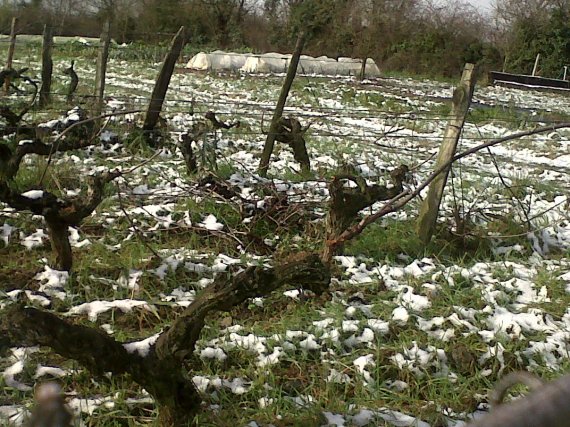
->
xmin=465 ymin=0 xmax=495 ymax=12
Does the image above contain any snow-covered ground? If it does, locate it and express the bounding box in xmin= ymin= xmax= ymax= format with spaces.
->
xmin=1 ymin=49 xmax=569 ymax=426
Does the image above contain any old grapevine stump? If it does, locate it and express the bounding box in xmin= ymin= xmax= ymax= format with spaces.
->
xmin=2 ymin=252 xmax=330 ymax=425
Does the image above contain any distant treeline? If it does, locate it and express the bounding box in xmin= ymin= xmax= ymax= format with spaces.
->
xmin=1 ymin=0 xmax=569 ymax=79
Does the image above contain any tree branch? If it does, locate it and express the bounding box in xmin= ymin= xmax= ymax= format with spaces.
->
xmin=1 ymin=304 xmax=140 ymax=376
xmin=0 ymin=303 xmax=201 ymax=425
xmin=327 ymin=123 xmax=570 ymax=250
xmin=0 ymin=252 xmax=330 ymax=424
xmin=154 ymin=252 xmax=330 ymax=361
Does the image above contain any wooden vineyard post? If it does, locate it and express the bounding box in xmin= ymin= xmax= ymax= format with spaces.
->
xmin=94 ymin=20 xmax=111 ymax=119
xmin=4 ymin=17 xmax=18 ymax=94
xmin=532 ymin=53 xmax=541 ymax=76
xmin=359 ymin=57 xmax=367 ymax=81
xmin=143 ymin=26 xmax=185 ymax=132
xmin=258 ymin=31 xmax=307 ymax=177
xmin=39 ymin=25 xmax=54 ymax=107
xmin=416 ymin=63 xmax=476 ymax=244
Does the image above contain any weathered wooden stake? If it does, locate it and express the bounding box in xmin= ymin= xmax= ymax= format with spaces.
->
xmin=416 ymin=63 xmax=476 ymax=244
xmin=359 ymin=57 xmax=367 ymax=81
xmin=258 ymin=31 xmax=307 ymax=177
xmin=532 ymin=53 xmax=541 ymax=76
xmin=94 ymin=20 xmax=111 ymax=117
xmin=4 ymin=17 xmax=18 ymax=94
xmin=143 ymin=26 xmax=185 ymax=131
xmin=63 ymin=61 xmax=78 ymax=103
xmin=39 ymin=25 xmax=54 ymax=107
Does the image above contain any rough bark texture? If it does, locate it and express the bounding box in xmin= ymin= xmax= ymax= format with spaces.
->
xmin=1 ymin=252 xmax=330 ymax=425
xmin=416 ymin=63 xmax=476 ymax=244
xmin=180 ymin=112 xmax=239 ymax=174
xmin=39 ymin=25 xmax=53 ymax=107
xmin=0 ymin=109 xmax=137 ymax=271
xmin=63 ymin=61 xmax=78 ymax=103
xmin=0 ymin=305 xmax=201 ymax=425
xmin=45 ymin=218 xmax=73 ymax=271
xmin=359 ymin=57 xmax=367 ymax=81
xmin=0 ymin=68 xmax=38 ymax=133
xmin=258 ymin=31 xmax=306 ymax=177
xmin=155 ymin=251 xmax=330 ymax=361
xmin=143 ymin=27 xmax=185 ymax=132
xmin=272 ymin=116 xmax=311 ymax=174
xmin=180 ymin=132 xmax=198 ymax=174
xmin=322 ymin=165 xmax=408 ymax=264
xmin=3 ymin=136 xmax=95 ymax=181
xmin=0 ymin=103 xmax=24 ymax=128
xmin=0 ymin=171 xmax=120 ymax=271
xmin=321 ymin=122 xmax=570 ymax=261
xmin=94 ymin=20 xmax=111 ymax=117
xmin=0 ymin=68 xmax=20 ymax=88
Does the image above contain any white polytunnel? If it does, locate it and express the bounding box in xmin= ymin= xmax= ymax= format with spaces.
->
xmin=186 ymin=51 xmax=380 ymax=78
xmin=187 ymin=50 xmax=248 ymax=71
xmin=242 ymin=53 xmax=290 ymax=74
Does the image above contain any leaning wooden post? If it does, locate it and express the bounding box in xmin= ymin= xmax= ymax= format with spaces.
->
xmin=416 ymin=63 xmax=476 ymax=244
xmin=143 ymin=26 xmax=185 ymax=131
xmin=94 ymin=20 xmax=111 ymax=118
xmin=258 ymin=31 xmax=307 ymax=177
xmin=39 ymin=25 xmax=54 ymax=107
xmin=4 ymin=17 xmax=18 ymax=94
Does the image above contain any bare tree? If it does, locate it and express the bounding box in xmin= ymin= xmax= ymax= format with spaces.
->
xmin=42 ymin=0 xmax=82 ymax=34
xmin=493 ymin=0 xmax=569 ymax=23
xmin=202 ymin=0 xmax=251 ymax=47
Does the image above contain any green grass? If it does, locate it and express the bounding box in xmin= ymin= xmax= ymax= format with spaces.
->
xmin=1 ymin=41 xmax=570 ymax=427
xmin=345 ymin=218 xmax=496 ymax=265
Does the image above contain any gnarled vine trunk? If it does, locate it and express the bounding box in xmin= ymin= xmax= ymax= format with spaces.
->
xmin=1 ymin=252 xmax=330 ymax=425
